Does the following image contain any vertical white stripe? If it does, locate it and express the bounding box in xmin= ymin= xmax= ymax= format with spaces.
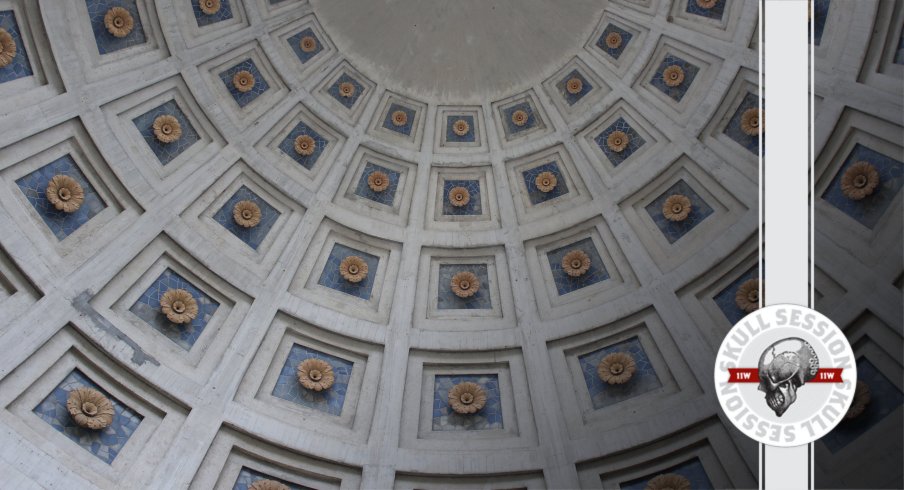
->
xmin=763 ymin=1 xmax=811 ymax=489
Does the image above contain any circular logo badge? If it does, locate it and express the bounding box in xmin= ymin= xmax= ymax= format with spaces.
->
xmin=714 ymin=304 xmax=857 ymax=447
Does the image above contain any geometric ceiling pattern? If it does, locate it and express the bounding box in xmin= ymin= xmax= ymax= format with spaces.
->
xmin=0 ymin=0 xmax=898 ymax=488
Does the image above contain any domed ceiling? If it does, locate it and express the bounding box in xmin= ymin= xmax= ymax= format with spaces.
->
xmin=0 ymin=0 xmax=898 ymax=489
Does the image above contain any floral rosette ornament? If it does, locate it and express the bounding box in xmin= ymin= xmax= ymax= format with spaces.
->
xmin=66 ymin=388 xmax=115 ymax=430
xmin=450 ymin=271 xmax=480 ymax=298
xmin=200 ymin=0 xmax=221 ymax=15
xmin=296 ymin=358 xmax=335 ymax=392
xmin=232 ymin=70 xmax=255 ymax=93
xmin=367 ymin=171 xmax=390 ymax=192
xmin=511 ymin=109 xmax=529 ymax=127
xmin=662 ymin=65 xmax=685 ymax=87
xmin=233 ymin=200 xmax=262 ymax=228
xmin=605 ymin=31 xmax=622 ymax=49
xmin=104 ymin=7 xmax=134 ymax=38
xmin=840 ymin=161 xmax=879 ymax=201
xmin=0 ymin=28 xmax=17 ymax=67
xmin=607 ymin=130 xmax=629 ymax=153
xmin=390 ymin=110 xmax=408 ymax=127
xmin=339 ymin=255 xmax=368 ymax=283
xmin=662 ymin=194 xmax=691 ymax=222
xmin=452 ymin=119 xmax=470 ymax=136
xmin=249 ymin=480 xmax=289 ymax=490
xmin=844 ymin=380 xmax=871 ymax=419
xmin=734 ymin=278 xmax=762 ymax=313
xmin=566 ymin=77 xmax=583 ymax=95
xmin=740 ymin=108 xmax=763 ymax=136
xmin=597 ymin=352 xmax=637 ymax=385
xmin=294 ymin=134 xmax=316 ymax=156
xmin=448 ymin=381 xmax=487 ymax=415
xmin=46 ymin=175 xmax=85 ymax=213
xmin=645 ymin=473 xmax=691 ymax=490
xmin=448 ymin=186 xmax=470 ymax=207
xmin=300 ymin=36 xmax=318 ymax=53
xmin=561 ymin=249 xmax=591 ymax=277
xmin=160 ymin=288 xmax=199 ymax=324
xmin=535 ymin=171 xmax=557 ymax=193
xmin=338 ymin=82 xmax=356 ymax=98
xmin=152 ymin=115 xmax=182 ymax=143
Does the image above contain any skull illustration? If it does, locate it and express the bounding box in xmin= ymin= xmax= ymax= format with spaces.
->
xmin=757 ymin=338 xmax=819 ymax=417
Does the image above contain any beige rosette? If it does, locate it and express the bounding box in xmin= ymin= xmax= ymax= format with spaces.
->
xmin=562 ymin=250 xmax=591 ymax=277
xmin=566 ymin=77 xmax=584 ymax=95
xmin=741 ymin=108 xmax=763 ymax=136
xmin=152 ymin=115 xmax=182 ymax=143
xmin=605 ymin=31 xmax=622 ymax=49
xmin=367 ymin=171 xmax=390 ymax=192
xmin=0 ymin=28 xmax=17 ymax=67
xmin=662 ymin=65 xmax=685 ymax=87
xmin=294 ymin=134 xmax=316 ymax=156
xmin=200 ymin=0 xmax=221 ymax=15
xmin=390 ymin=110 xmax=408 ymax=127
xmin=662 ymin=194 xmax=692 ymax=222
xmin=607 ymin=130 xmax=629 ymax=152
xmin=511 ymin=109 xmax=529 ymax=127
xmin=249 ymin=480 xmax=289 ymax=490
xmin=338 ymin=82 xmax=356 ymax=98
xmin=645 ymin=473 xmax=691 ymax=490
xmin=339 ymin=256 xmax=368 ymax=283
xmin=734 ymin=278 xmax=762 ymax=313
xmin=160 ymin=288 xmax=199 ymax=324
xmin=452 ymin=118 xmax=470 ymax=136
xmin=66 ymin=388 xmax=115 ymax=430
xmin=597 ymin=352 xmax=637 ymax=385
xmin=840 ymin=161 xmax=879 ymax=201
xmin=448 ymin=381 xmax=487 ymax=415
xmin=296 ymin=358 xmax=335 ymax=391
xmin=450 ymin=271 xmax=480 ymax=298
xmin=46 ymin=175 xmax=85 ymax=213
xmin=696 ymin=0 xmax=718 ymax=9
xmin=448 ymin=186 xmax=470 ymax=207
xmin=535 ymin=171 xmax=558 ymax=193
xmin=104 ymin=7 xmax=134 ymax=38
xmin=233 ymin=200 xmax=261 ymax=228
xmin=232 ymin=70 xmax=255 ymax=93
xmin=300 ymin=35 xmax=318 ymax=53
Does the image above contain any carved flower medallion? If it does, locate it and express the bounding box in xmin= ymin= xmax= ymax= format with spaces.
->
xmin=46 ymin=175 xmax=85 ymax=213
xmin=104 ymin=7 xmax=134 ymax=38
xmin=450 ymin=271 xmax=480 ymax=298
xmin=662 ymin=194 xmax=692 ymax=222
xmin=339 ymin=255 xmax=368 ymax=283
xmin=296 ymin=358 xmax=335 ymax=391
xmin=160 ymin=288 xmax=199 ymax=324
xmin=735 ymin=278 xmax=762 ymax=313
xmin=152 ymin=115 xmax=182 ymax=143
xmin=66 ymin=388 xmax=115 ymax=430
xmin=448 ymin=381 xmax=487 ymax=414
xmin=562 ymin=250 xmax=591 ymax=277
xmin=597 ymin=352 xmax=637 ymax=385
xmin=840 ymin=161 xmax=879 ymax=201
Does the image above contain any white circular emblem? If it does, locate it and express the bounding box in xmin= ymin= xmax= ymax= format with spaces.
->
xmin=714 ymin=304 xmax=856 ymax=447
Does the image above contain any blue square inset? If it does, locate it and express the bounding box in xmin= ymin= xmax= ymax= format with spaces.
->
xmin=821 ymin=144 xmax=903 ymax=230
xmin=445 ymin=115 xmax=476 ymax=143
xmin=579 ymin=337 xmax=662 ymax=410
xmin=547 ymin=237 xmax=609 ymax=295
xmin=442 ymin=179 xmax=482 ymax=216
xmin=650 ymin=54 xmax=700 ymax=102
xmin=895 ymin=24 xmax=904 ymax=64
xmin=233 ymin=467 xmax=311 ymax=490
xmin=382 ymin=103 xmax=416 ymax=136
xmin=15 ymin=155 xmax=107 ymax=241
xmin=621 ymin=457 xmax=714 ymax=490
xmin=557 ymin=70 xmax=593 ymax=106
xmin=594 ymin=117 xmax=646 ymax=167
xmin=0 ymin=10 xmax=33 ymax=83
xmin=812 ymin=0 xmax=830 ymax=46
xmin=129 ymin=268 xmax=220 ymax=350
xmin=597 ymin=23 xmax=633 ymax=60
xmin=645 ymin=179 xmax=715 ymax=244
xmin=501 ymin=101 xmax=539 ymax=136
xmin=133 ymin=100 xmax=201 ymax=165
xmin=218 ymin=59 xmax=270 ymax=108
xmin=271 ymin=344 xmax=354 ymax=416
xmin=192 ymin=0 xmax=233 ymax=26
xmin=277 ymin=121 xmax=328 ymax=170
xmin=86 ymin=1 xmax=147 ymax=55
xmin=32 ymin=369 xmax=143 ymax=465
xmin=432 ymin=374 xmax=503 ymax=431
xmin=213 ymin=185 xmax=281 ymax=250
xmin=821 ymin=358 xmax=904 ymax=453
xmin=287 ymin=28 xmax=323 ymax=64
xmin=317 ymin=243 xmax=379 ymax=300
xmin=353 ymin=162 xmax=400 ymax=206
xmin=523 ymin=161 xmax=570 ymax=205
xmin=724 ymin=92 xmax=762 ymax=155
xmin=685 ymin=0 xmax=727 ymax=21
xmin=713 ymin=265 xmax=759 ymax=325
xmin=327 ymin=73 xmax=365 ymax=109
xmin=437 ymin=264 xmax=492 ymax=310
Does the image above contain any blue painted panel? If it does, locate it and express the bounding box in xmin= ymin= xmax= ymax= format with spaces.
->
xmin=713 ymin=265 xmax=759 ymax=325
xmin=594 ymin=117 xmax=646 ymax=167
xmin=522 ymin=161 xmax=570 ymax=205
xmin=327 ymin=72 xmax=365 ymax=109
xmin=644 ymin=179 xmax=715 ymax=244
xmin=437 ymin=264 xmax=492 ymax=310
xmin=191 ymin=0 xmax=233 ymax=26
xmin=812 ymin=0 xmax=831 ymax=46
xmin=501 ymin=101 xmax=539 ymax=136
xmin=353 ymin=162 xmax=400 ymax=206
xmin=233 ymin=467 xmax=311 ymax=490
xmin=15 ymin=155 xmax=107 ymax=241
xmin=317 ymin=243 xmax=379 ymax=300
xmin=441 ymin=179 xmax=482 ymax=216
xmin=820 ymin=144 xmax=903 ymax=230
xmin=129 ymin=268 xmax=219 ymax=350
xmin=86 ymin=0 xmax=147 ymax=54
xmin=381 ymin=103 xmax=416 ymax=136
xmin=212 ymin=185 xmax=281 ymax=250
xmin=620 ymin=457 xmax=714 ymax=490
xmin=444 ymin=114 xmax=476 ymax=143
xmin=724 ymin=92 xmax=761 ymax=155
xmin=271 ymin=344 xmax=353 ymax=416
xmin=547 ymin=237 xmax=609 ymax=295
xmin=596 ymin=23 xmax=633 ymax=60
xmin=432 ymin=374 xmax=503 ymax=431
xmin=649 ymin=54 xmax=700 ymax=102
xmin=33 ymin=369 xmax=143 ymax=464
xmin=556 ymin=69 xmax=593 ymax=106
xmin=287 ymin=27 xmax=323 ymax=64
xmin=0 ymin=10 xmax=33 ymax=83
xmin=132 ymin=99 xmax=201 ymax=165
xmin=277 ymin=120 xmax=328 ymax=170
xmin=218 ymin=58 xmax=270 ymax=108
xmin=578 ymin=337 xmax=662 ymax=410
xmin=685 ymin=0 xmax=727 ymax=21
